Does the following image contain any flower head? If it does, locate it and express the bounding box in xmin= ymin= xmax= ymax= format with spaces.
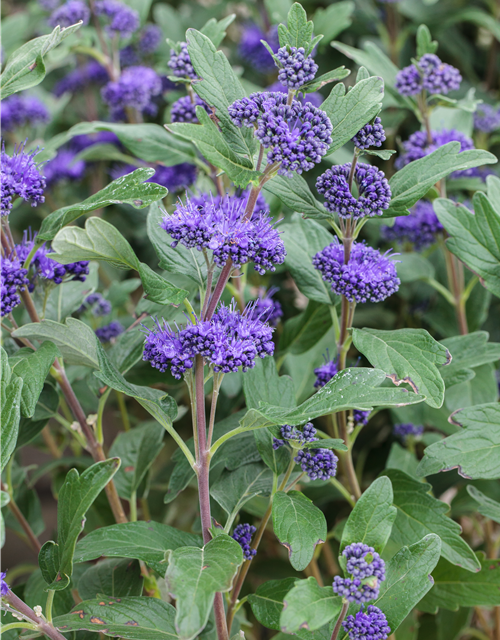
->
xmin=1 ymin=142 xmax=46 ymax=216
xmin=313 ymin=240 xmax=400 ymax=303
xmin=79 ymin=292 xmax=112 ymax=316
xmin=1 ymin=95 xmax=50 ymax=132
xmin=381 ymin=200 xmax=443 ymax=249
xmin=316 ymin=163 xmax=391 ymax=219
xmin=353 ymin=410 xmax=370 ymax=426
xmin=275 ymin=46 xmax=318 ymax=89
xmin=273 ymin=423 xmax=318 ymax=449
xmin=1 ymin=256 xmax=29 ymax=316
xmin=474 ymin=104 xmax=500 ymax=133
xmin=139 ymin=24 xmax=162 ymax=55
xmin=239 ymin=24 xmax=279 ymax=73
xmin=1 ymin=571 xmax=9 ymax=596
xmin=95 ymin=321 xmax=124 ymax=343
xmin=333 ymin=542 xmax=386 ymax=603
xmin=314 ymin=355 xmax=338 ymax=388
xmin=168 ymin=42 xmax=197 ymax=80
xmin=170 ymin=95 xmax=210 ymax=124
xmin=232 ymin=524 xmax=257 ymax=560
xmin=44 ymin=148 xmax=86 ymax=186
xmin=248 ymin=287 xmax=283 ymax=327
xmin=48 ymin=0 xmax=90 ymax=27
xmin=295 ymin=448 xmax=338 ymax=481
xmin=395 ymin=53 xmax=461 ymax=96
xmin=161 ymin=193 xmax=286 ymax=275
xmin=393 ymin=423 xmax=424 ymax=441
xmin=343 ymin=605 xmax=391 ymax=640
xmin=352 ymin=117 xmax=386 ymax=150
xmin=142 ymin=319 xmax=194 ymax=378
xmin=95 ymin=0 xmax=140 ymax=37
xmin=53 ymin=60 xmax=109 ymax=97
xmin=101 ymin=66 xmax=162 ymax=118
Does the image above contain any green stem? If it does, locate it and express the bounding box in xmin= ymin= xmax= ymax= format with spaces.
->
xmin=330 ymin=477 xmax=356 ymax=508
xmin=183 ymin=298 xmax=197 ymax=325
xmin=45 ymin=590 xmax=55 ymax=623
xmin=0 ymin=622 xmax=39 ymax=632
xmin=96 ymin=388 xmax=111 ymax=446
xmin=425 ymin=278 xmax=456 ymax=306
xmin=129 ymin=491 xmax=137 ymax=522
xmin=116 ymin=391 xmax=131 ymax=431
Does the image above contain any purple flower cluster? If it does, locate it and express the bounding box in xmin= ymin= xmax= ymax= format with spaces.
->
xmin=1 ymin=95 xmax=50 ymax=131
xmin=352 ymin=117 xmax=386 ymax=150
xmin=267 ymin=81 xmax=323 ymax=108
xmin=1 ymin=256 xmax=29 ymax=316
xmin=170 ymin=95 xmax=210 ymax=124
xmin=273 ymin=423 xmax=318 ymax=449
xmin=474 ymin=103 xmax=500 ymax=133
xmin=393 ymin=423 xmax=424 ymax=441
xmin=79 ymin=292 xmax=112 ymax=316
xmin=239 ymin=24 xmax=279 ymax=73
xmin=353 ymin=410 xmax=370 ymax=426
xmin=313 ymin=240 xmax=400 ymax=303
xmin=295 ymin=448 xmax=338 ymax=481
xmin=232 ymin=523 xmax=257 ymax=560
xmin=333 ymin=543 xmax=386 ymax=603
xmin=381 ymin=200 xmax=443 ymax=249
xmin=395 ymin=129 xmax=477 ymax=177
xmin=161 ymin=194 xmax=286 ymax=275
xmin=248 ymin=287 xmax=283 ymax=327
xmin=316 ymin=163 xmax=391 ymax=219
xmin=229 ymin=92 xmax=332 ymax=176
xmin=275 ymin=46 xmax=318 ymax=89
xmin=101 ymin=66 xmax=162 ymax=119
xmin=95 ymin=0 xmax=139 ymax=37
xmin=111 ymin=162 xmax=197 ymax=193
xmin=343 ymin=605 xmax=391 ymax=640
xmin=314 ymin=355 xmax=338 ymax=388
xmin=1 ymin=143 xmax=46 ymax=217
xmin=1 ymin=571 xmax=9 ymax=596
xmin=395 ymin=53 xmax=462 ymax=96
xmin=44 ymin=148 xmax=86 ymax=186
xmin=168 ymin=42 xmax=197 ymax=80
xmin=48 ymin=0 xmax=90 ymax=28
xmin=95 ymin=321 xmax=125 ymax=343
xmin=53 ymin=60 xmax=109 ymax=97
xmin=143 ymin=301 xmax=275 ymax=378
xmin=139 ymin=25 xmax=162 ymax=55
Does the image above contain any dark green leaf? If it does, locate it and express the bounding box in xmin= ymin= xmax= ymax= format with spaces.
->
xmin=1 ymin=348 xmax=24 ymax=472
xmin=243 ymin=358 xmax=296 ymax=411
xmin=440 ymin=332 xmax=500 ymax=388
xmin=416 ymin=24 xmax=438 ymax=57
xmin=211 ymin=462 xmax=273 ymax=516
xmin=165 ymin=535 xmax=243 ymax=640
xmin=280 ymin=577 xmax=341 ymax=632
xmin=199 ymin=14 xmax=235 ymax=47
xmin=303 ymin=438 xmax=347 ymax=451
xmin=396 ymin=253 xmax=435 ymax=283
xmin=264 ymin=174 xmax=330 ymax=219
xmin=383 ymin=470 xmax=480 ymax=572
xmin=278 ymin=3 xmax=315 ymax=52
xmin=16 ymin=384 xmax=59 ymax=449
xmin=279 ymin=302 xmax=333 ymax=355
xmin=416 ymin=403 xmax=500 ymax=479
xmin=248 ymin=577 xmax=297 ymax=631
xmin=74 ymin=521 xmax=202 ymax=575
xmin=78 ymin=558 xmax=143 ymax=600
xmin=300 ymin=67 xmax=351 ymax=93
xmin=466 ymin=486 xmax=500 ymax=524
xmin=312 ymin=3 xmax=354 ymax=44
xmin=137 ymin=263 xmax=188 ymax=305
xmin=272 ymin=491 xmax=327 ymax=571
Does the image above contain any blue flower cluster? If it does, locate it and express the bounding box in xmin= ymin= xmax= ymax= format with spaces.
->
xmin=239 ymin=24 xmax=279 ymax=73
xmin=2 ymin=95 xmax=50 ymax=131
xmin=1 ymin=256 xmax=29 ymax=317
xmin=381 ymin=200 xmax=443 ymax=249
xmin=168 ymin=42 xmax=198 ymax=80
xmin=49 ymin=0 xmax=90 ymax=28
xmin=313 ymin=240 xmax=400 ymax=303
xmin=343 ymin=605 xmax=391 ymax=640
xmin=393 ymin=423 xmax=424 ymax=441
xmin=333 ymin=543 xmax=386 ymax=603
xmin=474 ymin=104 xmax=500 ymax=133
xmin=53 ymin=60 xmax=109 ymax=97
xmin=395 ymin=53 xmax=462 ymax=96
xmin=170 ymin=95 xmax=210 ymax=124
xmin=143 ymin=301 xmax=275 ymax=378
xmin=1 ymin=143 xmax=46 ymax=217
xmin=101 ymin=66 xmax=162 ymax=119
xmin=314 ymin=355 xmax=338 ymax=388
xmin=1 ymin=571 xmax=9 ymax=596
xmin=248 ymin=287 xmax=283 ymax=327
xmin=44 ymin=148 xmax=86 ymax=186
xmin=229 ymin=92 xmax=332 ymax=175
xmin=232 ymin=523 xmax=257 ymax=560
xmin=352 ymin=117 xmax=386 ymax=150
xmin=95 ymin=321 xmax=125 ymax=343
xmin=275 ymin=46 xmax=318 ymax=89
xmin=95 ymin=0 xmax=140 ymax=38
xmin=79 ymin=292 xmax=112 ymax=316
xmin=295 ymin=448 xmax=338 ymax=481
xmin=273 ymin=423 xmax=318 ymax=449
xmin=316 ymin=163 xmax=391 ymax=219
xmin=161 ymin=194 xmax=286 ymax=275
xmin=120 ymin=26 xmax=162 ymax=67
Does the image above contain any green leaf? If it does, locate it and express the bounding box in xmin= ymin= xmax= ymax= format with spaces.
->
xmin=340 ymin=476 xmax=396 ymax=556
xmin=300 ymin=67 xmax=351 ymax=93
xmin=0 ymin=349 xmax=23 ymax=473
xmin=54 ymin=596 xmax=179 ymax=639
xmin=281 ymin=215 xmax=335 ymax=304
xmin=383 ymin=470 xmax=480 ymax=573
xmin=303 ymin=438 xmax=347 ymax=451
xmin=264 ymin=174 xmax=330 ymax=219
xmin=243 ymin=357 xmax=296 ymax=411
xmin=417 ymin=403 xmax=500 ymax=480
xmin=186 ymin=29 xmax=255 ymax=158
xmin=248 ymin=577 xmax=297 ymax=631
xmin=418 ymin=557 xmax=500 ymax=613
xmin=211 ymin=462 xmax=273 ymax=516
xmin=13 ymin=318 xmax=98 ymax=368
xmin=446 ymin=8 xmax=500 ymax=43
xmin=167 ymin=109 xmax=259 ymax=188
xmin=434 ymin=185 xmax=500 ymax=297
xmin=279 ymin=302 xmax=333 ymax=356
xmin=78 ymin=558 xmax=143 ymax=600
xmin=280 ymin=577 xmax=341 ymax=633
xmin=239 ymin=368 xmax=425 ymax=432
xmin=74 ymin=521 xmax=202 ymax=575
xmin=466 ymin=486 xmax=500 ymax=524
xmin=137 ymin=263 xmax=188 ymax=306
xmin=38 ymin=168 xmax=168 ymax=241
xmin=199 ymin=14 xmax=236 ymax=47
xmin=312 ymin=2 xmax=354 ymax=44
xmin=416 ymin=24 xmax=438 ymax=57
xmin=373 ymin=534 xmax=442 ymax=633
xmin=321 ymin=77 xmax=384 ymax=155
xmin=0 ymin=23 xmax=82 ymax=98
xmin=384 ymin=144 xmax=497 ymax=218
xmin=439 ymin=331 xmax=500 ymax=388
xmin=40 ymin=458 xmax=120 ymax=590
xmin=279 ymin=3 xmax=315 ymax=52
xmin=42 ymin=261 xmax=99 ymax=322
xmin=109 ymin=423 xmax=165 ymax=500
xmin=272 ymin=491 xmax=327 ymax=571
xmin=396 ymin=253 xmax=435 ymax=283
xmin=351 ymin=328 xmax=451 ymax=409
xmin=165 ymin=535 xmax=243 ymax=640
xmin=9 ymin=341 xmax=59 ymax=418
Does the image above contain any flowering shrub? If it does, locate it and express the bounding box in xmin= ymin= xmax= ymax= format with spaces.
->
xmin=1 ymin=3 xmax=500 ymax=640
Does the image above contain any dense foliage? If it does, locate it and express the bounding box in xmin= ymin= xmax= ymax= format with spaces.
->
xmin=1 ymin=2 xmax=500 ymax=640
